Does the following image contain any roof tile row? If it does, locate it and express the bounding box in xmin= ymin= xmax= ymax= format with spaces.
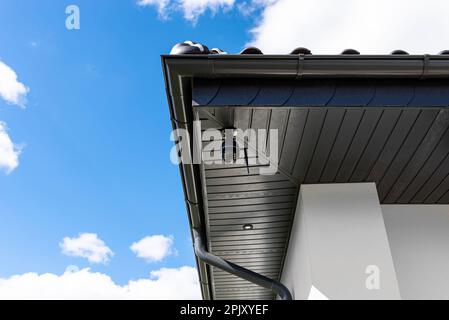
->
xmin=170 ymin=40 xmax=449 ymax=56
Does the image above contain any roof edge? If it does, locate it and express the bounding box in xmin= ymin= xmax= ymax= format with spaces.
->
xmin=163 ymin=54 xmax=449 ymax=82
xmin=160 ymin=52 xmax=449 ymax=300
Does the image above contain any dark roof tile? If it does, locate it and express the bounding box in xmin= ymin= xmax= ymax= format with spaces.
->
xmin=290 ymin=47 xmax=312 ymax=55
xmin=341 ymin=48 xmax=360 ymax=55
xmin=170 ymin=41 xmax=209 ymax=54
xmin=391 ymin=50 xmax=409 ymax=55
xmin=239 ymin=47 xmax=263 ymax=54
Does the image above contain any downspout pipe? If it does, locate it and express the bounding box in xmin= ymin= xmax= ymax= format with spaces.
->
xmin=192 ymin=228 xmax=293 ymax=300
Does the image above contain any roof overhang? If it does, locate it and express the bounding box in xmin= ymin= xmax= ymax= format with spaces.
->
xmin=162 ymin=52 xmax=449 ymax=300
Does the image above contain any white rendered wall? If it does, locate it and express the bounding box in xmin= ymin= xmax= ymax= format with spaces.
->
xmin=280 ymin=183 xmax=401 ymax=299
xmin=382 ymin=205 xmax=449 ymax=300
xmin=280 ymin=182 xmax=449 ymax=299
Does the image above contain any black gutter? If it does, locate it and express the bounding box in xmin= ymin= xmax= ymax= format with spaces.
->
xmin=162 ymin=55 xmax=215 ymax=300
xmin=163 ymin=54 xmax=449 ymax=80
xmin=192 ymin=228 xmax=293 ymax=300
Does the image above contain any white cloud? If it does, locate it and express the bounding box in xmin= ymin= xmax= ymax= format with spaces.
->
xmin=130 ymin=235 xmax=175 ymax=262
xmin=138 ymin=0 xmax=235 ymax=22
xmin=60 ymin=233 xmax=114 ymax=264
xmin=248 ymin=0 xmax=449 ymax=54
xmin=236 ymin=0 xmax=275 ymax=16
xmin=138 ymin=0 xmax=171 ymax=17
xmin=179 ymin=0 xmax=235 ymax=21
xmin=0 ymin=122 xmax=21 ymax=174
xmin=0 ymin=60 xmax=29 ymax=107
xmin=0 ymin=266 xmax=201 ymax=299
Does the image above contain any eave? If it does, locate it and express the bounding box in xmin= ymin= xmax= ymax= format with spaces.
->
xmin=161 ymin=52 xmax=449 ymax=300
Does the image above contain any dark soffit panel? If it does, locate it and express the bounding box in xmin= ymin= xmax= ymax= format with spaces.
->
xmin=193 ymin=79 xmax=449 ymax=108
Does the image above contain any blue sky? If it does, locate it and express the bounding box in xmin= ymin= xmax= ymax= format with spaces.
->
xmin=0 ymin=0 xmax=448 ymax=299
xmin=0 ymin=0 xmax=257 ymax=297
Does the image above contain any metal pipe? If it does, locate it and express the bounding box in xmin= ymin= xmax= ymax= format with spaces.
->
xmin=192 ymin=228 xmax=293 ymax=300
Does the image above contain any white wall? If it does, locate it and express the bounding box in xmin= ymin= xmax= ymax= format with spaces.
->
xmin=382 ymin=205 xmax=449 ymax=300
xmin=280 ymin=183 xmax=449 ymax=300
xmin=281 ymin=183 xmax=401 ymax=299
